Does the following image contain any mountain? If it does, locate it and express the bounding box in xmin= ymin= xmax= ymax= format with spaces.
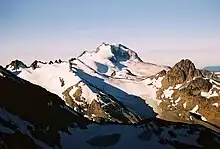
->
xmin=154 ymin=59 xmax=220 ymax=131
xmin=1 ymin=65 xmax=220 ymax=149
xmin=5 ymin=43 xmax=170 ymax=123
xmin=5 ymin=60 xmax=28 ymax=75
xmin=4 ymin=43 xmax=220 ymax=140
xmin=77 ymin=43 xmax=170 ymax=77
xmin=5 ymin=44 xmax=220 ymax=128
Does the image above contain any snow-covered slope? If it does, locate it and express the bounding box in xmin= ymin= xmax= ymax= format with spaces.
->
xmin=5 ymin=44 xmax=220 ymax=133
xmin=17 ymin=62 xmax=80 ymax=98
xmin=77 ymin=43 xmax=169 ymax=77
xmin=6 ymin=43 xmax=169 ymax=122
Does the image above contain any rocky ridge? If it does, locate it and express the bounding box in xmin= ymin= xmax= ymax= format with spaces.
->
xmin=153 ymin=59 xmax=220 ymax=130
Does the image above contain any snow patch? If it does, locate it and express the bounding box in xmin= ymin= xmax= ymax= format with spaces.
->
xmin=163 ymin=87 xmax=174 ymax=99
xmin=183 ymin=102 xmax=187 ymax=109
xmin=212 ymin=103 xmax=219 ymax=107
xmin=190 ymin=105 xmax=199 ymax=113
xmin=189 ymin=105 xmax=208 ymax=122
xmin=210 ymin=79 xmax=220 ymax=86
xmin=84 ymin=115 xmax=89 ymax=118
xmin=201 ymin=116 xmax=207 ymax=121
xmin=175 ymin=97 xmax=181 ymax=104
xmin=174 ymin=84 xmax=182 ymax=89
xmin=201 ymin=91 xmax=219 ymax=99
xmin=81 ymin=85 xmax=98 ymax=104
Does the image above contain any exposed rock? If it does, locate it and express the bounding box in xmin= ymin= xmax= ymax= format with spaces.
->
xmin=157 ymin=59 xmax=220 ymax=130
xmin=5 ymin=60 xmax=28 ymax=70
xmin=88 ymin=100 xmax=107 ymax=118
xmin=185 ymin=78 xmax=212 ymax=95
xmin=59 ymin=77 xmax=65 ymax=87
xmin=49 ymin=61 xmax=53 ymax=64
xmin=162 ymin=59 xmax=198 ymax=88
xmin=62 ymin=82 xmax=143 ymax=124
xmin=157 ymin=70 xmax=167 ymax=78
xmin=30 ymin=60 xmax=47 ymax=70
xmin=30 ymin=60 xmax=39 ymax=70
xmin=54 ymin=59 xmax=62 ymax=63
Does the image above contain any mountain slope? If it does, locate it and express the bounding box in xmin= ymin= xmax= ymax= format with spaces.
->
xmin=5 ymin=44 xmax=220 ymax=133
xmin=77 ymin=43 xmax=169 ymax=77
xmin=5 ymin=60 xmax=28 ymax=73
xmin=0 ymin=65 xmax=91 ymax=148
xmin=6 ymin=43 xmax=169 ymax=123
xmin=153 ymin=59 xmax=220 ymax=131
xmin=1 ymin=65 xmax=220 ymax=149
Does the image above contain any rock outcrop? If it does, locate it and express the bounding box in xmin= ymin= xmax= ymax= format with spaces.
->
xmin=30 ymin=60 xmax=47 ymax=70
xmin=5 ymin=60 xmax=28 ymax=71
xmin=156 ymin=59 xmax=220 ymax=131
xmin=62 ymin=81 xmax=143 ymax=124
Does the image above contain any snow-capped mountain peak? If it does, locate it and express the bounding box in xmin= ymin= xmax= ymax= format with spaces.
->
xmin=94 ymin=42 xmax=142 ymax=62
xmin=76 ymin=43 xmax=168 ymax=77
xmin=5 ymin=59 xmax=28 ymax=71
xmin=5 ymin=43 xmax=170 ymax=123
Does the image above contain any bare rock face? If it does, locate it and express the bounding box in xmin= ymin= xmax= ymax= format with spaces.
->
xmin=185 ymin=78 xmax=212 ymax=95
xmin=49 ymin=61 xmax=53 ymax=64
xmin=30 ymin=60 xmax=39 ymax=70
xmin=161 ymin=59 xmax=220 ymax=89
xmin=157 ymin=70 xmax=167 ymax=78
xmin=62 ymin=82 xmax=143 ymax=124
xmin=162 ymin=59 xmax=199 ymax=88
xmin=5 ymin=60 xmax=28 ymax=70
xmin=157 ymin=59 xmax=220 ymax=131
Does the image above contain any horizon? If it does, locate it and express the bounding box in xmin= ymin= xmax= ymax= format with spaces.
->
xmin=2 ymin=42 xmax=218 ymax=69
xmin=1 ymin=0 xmax=220 ymax=68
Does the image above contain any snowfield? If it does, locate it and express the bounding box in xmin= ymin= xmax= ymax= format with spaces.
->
xmin=7 ymin=43 xmax=169 ymax=118
xmin=18 ymin=62 xmax=81 ymax=98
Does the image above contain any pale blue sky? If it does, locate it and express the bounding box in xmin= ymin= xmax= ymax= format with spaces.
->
xmin=1 ymin=0 xmax=220 ymax=68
